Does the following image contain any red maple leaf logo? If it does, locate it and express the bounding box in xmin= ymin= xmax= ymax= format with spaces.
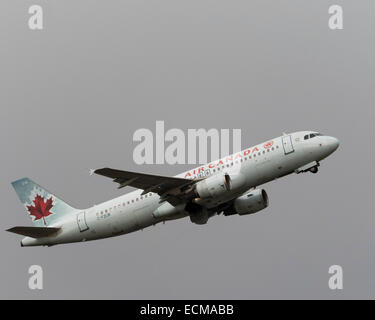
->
xmin=27 ymin=195 xmax=54 ymax=226
xmin=263 ymin=141 xmax=274 ymax=149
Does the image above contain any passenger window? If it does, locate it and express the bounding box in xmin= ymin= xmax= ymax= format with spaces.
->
xmin=310 ymin=133 xmax=316 ymax=138
xmin=304 ymin=135 xmax=309 ymax=140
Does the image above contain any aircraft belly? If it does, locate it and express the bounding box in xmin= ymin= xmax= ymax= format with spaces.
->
xmin=249 ymin=154 xmax=279 ymax=186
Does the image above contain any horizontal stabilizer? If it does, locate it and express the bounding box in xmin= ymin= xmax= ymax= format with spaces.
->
xmin=6 ymin=226 xmax=61 ymax=238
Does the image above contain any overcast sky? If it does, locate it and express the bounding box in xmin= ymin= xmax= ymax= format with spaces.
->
xmin=0 ymin=0 xmax=374 ymax=299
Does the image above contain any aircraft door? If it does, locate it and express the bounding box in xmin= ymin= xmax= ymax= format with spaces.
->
xmin=282 ymin=135 xmax=294 ymax=155
xmin=77 ymin=211 xmax=89 ymax=232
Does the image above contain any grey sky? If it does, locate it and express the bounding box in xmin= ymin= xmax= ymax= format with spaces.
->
xmin=0 ymin=0 xmax=374 ymax=299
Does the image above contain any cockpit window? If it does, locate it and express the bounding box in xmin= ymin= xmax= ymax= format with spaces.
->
xmin=305 ymin=132 xmax=323 ymax=140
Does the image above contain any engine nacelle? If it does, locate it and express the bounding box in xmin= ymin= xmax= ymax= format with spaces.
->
xmin=229 ymin=189 xmax=269 ymax=216
xmin=195 ymin=173 xmax=246 ymax=199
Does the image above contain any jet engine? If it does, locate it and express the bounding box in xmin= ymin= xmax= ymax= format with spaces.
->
xmin=224 ymin=189 xmax=269 ymax=216
xmin=189 ymin=206 xmax=209 ymax=225
xmin=194 ymin=173 xmax=246 ymax=199
xmin=185 ymin=202 xmax=216 ymax=225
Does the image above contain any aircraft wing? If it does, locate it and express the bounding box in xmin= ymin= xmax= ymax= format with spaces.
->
xmin=94 ymin=167 xmax=198 ymax=205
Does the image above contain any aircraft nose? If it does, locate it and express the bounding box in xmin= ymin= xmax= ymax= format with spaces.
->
xmin=326 ymin=136 xmax=340 ymax=153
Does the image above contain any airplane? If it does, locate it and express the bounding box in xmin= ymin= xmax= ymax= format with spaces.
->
xmin=7 ymin=131 xmax=339 ymax=247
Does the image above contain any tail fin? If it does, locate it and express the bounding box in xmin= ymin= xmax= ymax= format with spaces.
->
xmin=11 ymin=178 xmax=77 ymax=227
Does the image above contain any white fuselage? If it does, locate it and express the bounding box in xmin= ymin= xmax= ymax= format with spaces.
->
xmin=21 ymin=131 xmax=339 ymax=246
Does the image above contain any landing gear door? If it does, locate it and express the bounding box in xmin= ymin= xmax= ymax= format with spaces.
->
xmin=77 ymin=211 xmax=89 ymax=232
xmin=282 ymin=135 xmax=294 ymax=155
